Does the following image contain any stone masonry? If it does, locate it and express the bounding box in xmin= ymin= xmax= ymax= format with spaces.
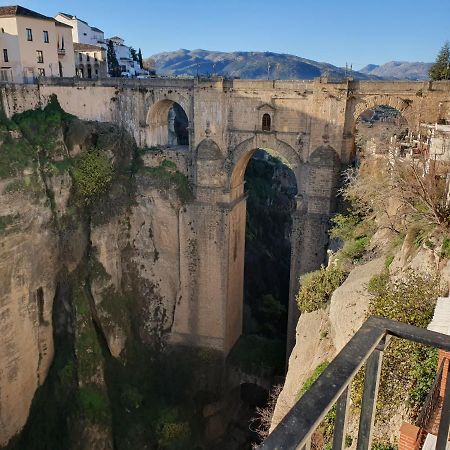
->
xmin=1 ymin=77 xmax=449 ymax=355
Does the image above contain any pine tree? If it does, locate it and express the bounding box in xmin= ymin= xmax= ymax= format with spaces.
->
xmin=138 ymin=48 xmax=143 ymax=69
xmin=429 ymin=41 xmax=450 ymax=81
xmin=107 ymin=40 xmax=120 ymax=77
xmin=130 ymin=47 xmax=138 ymax=62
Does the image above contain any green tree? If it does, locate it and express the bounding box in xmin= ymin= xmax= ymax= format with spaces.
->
xmin=107 ymin=40 xmax=120 ymax=77
xmin=130 ymin=47 xmax=138 ymax=62
xmin=429 ymin=41 xmax=450 ymax=81
xmin=138 ymin=48 xmax=143 ymax=69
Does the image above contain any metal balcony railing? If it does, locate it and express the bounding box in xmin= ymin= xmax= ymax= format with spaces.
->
xmin=416 ymin=360 xmax=444 ymax=430
xmin=258 ymin=316 xmax=450 ymax=450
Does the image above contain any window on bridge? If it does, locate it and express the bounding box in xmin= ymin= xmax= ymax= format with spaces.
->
xmin=262 ymin=113 xmax=271 ymax=132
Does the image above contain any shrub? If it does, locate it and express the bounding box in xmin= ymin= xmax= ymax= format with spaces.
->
xmin=329 ymin=211 xmax=374 ymax=263
xmin=358 ymin=270 xmax=441 ymax=417
xmin=297 ymin=362 xmax=335 ymax=445
xmin=371 ymin=443 xmax=397 ymax=450
xmin=72 ymin=149 xmax=113 ymax=203
xmin=139 ymin=160 xmax=193 ymax=204
xmin=296 ymin=265 xmax=347 ymax=313
xmin=297 ymin=361 xmax=329 ymax=400
xmin=441 ymin=237 xmax=450 ymax=258
xmin=158 ymin=421 xmax=190 ymax=449
xmin=78 ymin=385 xmax=110 ymax=424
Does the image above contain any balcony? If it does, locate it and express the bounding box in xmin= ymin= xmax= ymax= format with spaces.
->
xmin=258 ymin=316 xmax=450 ymax=450
xmin=57 ymin=48 xmax=65 ymax=56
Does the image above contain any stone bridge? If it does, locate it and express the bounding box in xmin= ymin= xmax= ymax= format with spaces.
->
xmin=1 ymin=77 xmax=450 ymax=354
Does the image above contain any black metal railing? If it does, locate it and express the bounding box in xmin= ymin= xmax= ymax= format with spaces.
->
xmin=416 ymin=360 xmax=444 ymax=430
xmin=258 ymin=316 xmax=450 ymax=450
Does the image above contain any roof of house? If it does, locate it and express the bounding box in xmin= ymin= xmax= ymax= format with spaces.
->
xmin=74 ymin=43 xmax=104 ymax=52
xmin=57 ymin=12 xmax=88 ymax=25
xmin=91 ymin=26 xmax=103 ymax=33
xmin=0 ymin=6 xmax=73 ymax=28
xmin=0 ymin=5 xmax=54 ymax=21
xmin=54 ymin=20 xmax=72 ymax=29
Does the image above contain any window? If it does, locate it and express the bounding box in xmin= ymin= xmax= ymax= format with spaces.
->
xmin=36 ymin=50 xmax=44 ymax=63
xmin=94 ymin=53 xmax=98 ymax=61
xmin=26 ymin=28 xmax=32 ymax=41
xmin=38 ymin=68 xmax=45 ymax=77
xmin=86 ymin=54 xmax=90 ymax=62
xmin=3 ymin=49 xmax=8 ymax=63
xmin=43 ymin=30 xmax=49 ymax=43
xmin=262 ymin=113 xmax=271 ymax=131
xmin=79 ymin=53 xmax=82 ymax=62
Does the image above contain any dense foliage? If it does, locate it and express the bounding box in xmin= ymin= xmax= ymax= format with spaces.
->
xmin=107 ymin=40 xmax=120 ymax=77
xmin=72 ymin=149 xmax=114 ymax=203
xmin=429 ymin=41 xmax=450 ymax=81
xmin=350 ymin=270 xmax=441 ymax=422
xmin=296 ymin=265 xmax=347 ymax=313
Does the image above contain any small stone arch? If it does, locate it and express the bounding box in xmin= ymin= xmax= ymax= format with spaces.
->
xmin=145 ymin=96 xmax=191 ymax=147
xmin=352 ymin=95 xmax=414 ymax=129
xmin=229 ymin=135 xmax=302 ymax=193
xmin=197 ymin=138 xmax=222 ymax=160
xmin=195 ymin=139 xmax=227 ymax=188
xmin=309 ymin=145 xmax=341 ymax=167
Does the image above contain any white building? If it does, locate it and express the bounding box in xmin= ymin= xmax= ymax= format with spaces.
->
xmin=54 ymin=13 xmax=105 ymax=47
xmin=107 ymin=36 xmax=144 ymax=76
xmin=420 ymin=123 xmax=450 ymax=162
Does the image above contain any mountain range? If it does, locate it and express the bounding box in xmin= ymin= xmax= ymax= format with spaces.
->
xmin=147 ymin=49 xmax=432 ymax=81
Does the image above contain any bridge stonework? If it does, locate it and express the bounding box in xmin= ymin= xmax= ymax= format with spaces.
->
xmin=1 ymin=78 xmax=449 ymax=354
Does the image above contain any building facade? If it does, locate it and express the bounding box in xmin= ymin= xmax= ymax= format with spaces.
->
xmin=0 ymin=6 xmax=75 ymax=83
xmin=107 ymin=36 xmax=143 ymax=76
xmin=74 ymin=43 xmax=107 ymax=79
xmin=54 ymin=13 xmax=105 ymax=47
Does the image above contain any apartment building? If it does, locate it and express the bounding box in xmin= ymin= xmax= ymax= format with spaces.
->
xmin=0 ymin=5 xmax=75 ymax=82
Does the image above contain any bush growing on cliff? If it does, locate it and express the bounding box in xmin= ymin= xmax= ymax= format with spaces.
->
xmin=13 ymin=94 xmax=74 ymax=158
xmin=296 ymin=265 xmax=347 ymax=313
xmin=353 ymin=270 xmax=440 ymax=418
xmin=72 ymin=149 xmax=114 ymax=203
xmin=138 ymin=159 xmax=193 ymax=204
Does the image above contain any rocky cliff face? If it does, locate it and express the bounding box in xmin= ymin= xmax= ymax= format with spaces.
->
xmin=0 ymin=98 xmax=194 ymax=449
xmin=270 ymin=152 xmax=450 ymax=446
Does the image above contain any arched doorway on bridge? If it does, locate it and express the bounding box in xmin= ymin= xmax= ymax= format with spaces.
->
xmin=226 ymin=146 xmax=299 ymax=448
xmin=146 ymin=99 xmax=189 ymax=148
xmin=229 ymin=146 xmax=298 ymax=373
xmin=243 ymin=149 xmax=297 ymax=345
xmin=354 ymin=105 xmax=409 ymax=161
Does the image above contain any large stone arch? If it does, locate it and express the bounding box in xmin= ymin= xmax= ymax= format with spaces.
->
xmin=145 ymin=93 xmax=192 ymax=147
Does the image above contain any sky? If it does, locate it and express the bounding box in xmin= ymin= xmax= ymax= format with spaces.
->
xmin=3 ymin=0 xmax=450 ymax=69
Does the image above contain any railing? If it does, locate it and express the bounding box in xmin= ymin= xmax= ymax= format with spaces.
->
xmin=416 ymin=360 xmax=444 ymax=430
xmin=258 ymin=316 xmax=450 ymax=450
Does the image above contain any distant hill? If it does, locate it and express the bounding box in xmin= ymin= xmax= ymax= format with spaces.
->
xmin=147 ymin=49 xmax=380 ymax=80
xmin=359 ymin=61 xmax=432 ymax=80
